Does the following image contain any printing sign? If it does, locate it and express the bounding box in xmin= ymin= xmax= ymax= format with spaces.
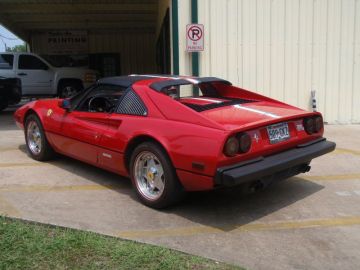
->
xmin=45 ymin=30 xmax=88 ymax=54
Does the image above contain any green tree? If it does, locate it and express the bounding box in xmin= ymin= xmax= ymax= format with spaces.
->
xmin=5 ymin=43 xmax=26 ymax=52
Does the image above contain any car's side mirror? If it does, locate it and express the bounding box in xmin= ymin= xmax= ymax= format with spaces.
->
xmin=59 ymin=99 xmax=71 ymax=111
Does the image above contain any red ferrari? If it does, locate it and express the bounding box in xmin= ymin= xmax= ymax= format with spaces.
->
xmin=14 ymin=75 xmax=335 ymax=208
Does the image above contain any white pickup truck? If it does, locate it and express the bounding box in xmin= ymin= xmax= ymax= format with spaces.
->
xmin=0 ymin=52 xmax=97 ymax=98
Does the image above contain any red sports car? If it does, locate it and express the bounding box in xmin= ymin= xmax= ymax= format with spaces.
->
xmin=14 ymin=75 xmax=336 ymax=208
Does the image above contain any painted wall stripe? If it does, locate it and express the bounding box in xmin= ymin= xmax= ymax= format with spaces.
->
xmin=191 ymin=0 xmax=199 ymax=96
xmin=171 ymin=0 xmax=179 ymax=75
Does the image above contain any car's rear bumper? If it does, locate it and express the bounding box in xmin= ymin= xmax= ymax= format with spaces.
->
xmin=215 ymin=138 xmax=336 ymax=187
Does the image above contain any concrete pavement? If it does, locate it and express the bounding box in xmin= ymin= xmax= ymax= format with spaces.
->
xmin=1 ymin=105 xmax=360 ymax=270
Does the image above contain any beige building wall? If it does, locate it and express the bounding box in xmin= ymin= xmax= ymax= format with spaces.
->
xmin=31 ymin=32 xmax=156 ymax=75
xmin=88 ymin=33 xmax=156 ymax=75
xmin=156 ymin=0 xmax=170 ymax=37
xmin=177 ymin=0 xmax=360 ymax=124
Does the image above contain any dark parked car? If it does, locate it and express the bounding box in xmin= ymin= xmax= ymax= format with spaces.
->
xmin=0 ymin=76 xmax=22 ymax=111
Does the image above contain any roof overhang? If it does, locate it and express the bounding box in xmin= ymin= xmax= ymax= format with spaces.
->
xmin=0 ymin=0 xmax=158 ymax=42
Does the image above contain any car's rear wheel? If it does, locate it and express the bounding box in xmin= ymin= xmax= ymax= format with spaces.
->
xmin=130 ymin=142 xmax=185 ymax=209
xmin=25 ymin=114 xmax=55 ymax=161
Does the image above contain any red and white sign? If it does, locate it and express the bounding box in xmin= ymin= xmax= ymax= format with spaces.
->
xmin=186 ymin=24 xmax=204 ymax=52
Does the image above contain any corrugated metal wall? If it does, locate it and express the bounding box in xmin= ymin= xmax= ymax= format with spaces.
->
xmin=181 ymin=0 xmax=360 ymax=124
xmin=31 ymin=32 xmax=156 ymax=75
xmin=88 ymin=33 xmax=156 ymax=75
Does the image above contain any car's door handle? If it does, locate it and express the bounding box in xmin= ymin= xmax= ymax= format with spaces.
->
xmin=17 ymin=73 xmax=27 ymax=76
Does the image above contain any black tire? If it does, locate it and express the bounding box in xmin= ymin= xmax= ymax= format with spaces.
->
xmin=0 ymin=98 xmax=8 ymax=111
xmin=25 ymin=114 xmax=55 ymax=161
xmin=130 ymin=142 xmax=185 ymax=209
xmin=58 ymin=81 xmax=83 ymax=98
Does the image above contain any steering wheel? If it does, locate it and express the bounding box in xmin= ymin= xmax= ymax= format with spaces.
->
xmin=88 ymin=96 xmax=114 ymax=112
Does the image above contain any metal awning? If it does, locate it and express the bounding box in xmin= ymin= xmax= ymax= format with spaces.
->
xmin=0 ymin=0 xmax=158 ymax=42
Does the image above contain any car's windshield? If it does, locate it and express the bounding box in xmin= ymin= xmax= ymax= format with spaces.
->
xmin=67 ymin=84 xmax=95 ymax=110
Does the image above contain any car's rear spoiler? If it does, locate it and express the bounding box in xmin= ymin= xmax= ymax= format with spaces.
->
xmin=150 ymin=77 xmax=231 ymax=91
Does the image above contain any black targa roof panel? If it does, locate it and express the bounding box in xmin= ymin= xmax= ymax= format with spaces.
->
xmin=150 ymin=77 xmax=232 ymax=91
xmin=97 ymin=75 xmax=232 ymax=90
xmin=97 ymin=76 xmax=153 ymax=88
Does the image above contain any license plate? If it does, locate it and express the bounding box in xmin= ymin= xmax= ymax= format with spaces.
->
xmin=267 ymin=122 xmax=290 ymax=144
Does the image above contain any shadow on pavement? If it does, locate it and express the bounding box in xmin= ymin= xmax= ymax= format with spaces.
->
xmin=0 ymin=105 xmax=22 ymax=131
xmin=18 ymin=143 xmax=324 ymax=232
xmin=168 ymin=178 xmax=323 ymax=231
xmin=18 ymin=143 xmax=134 ymax=196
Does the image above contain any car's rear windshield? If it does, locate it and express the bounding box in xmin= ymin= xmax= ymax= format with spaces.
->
xmin=160 ymin=82 xmax=255 ymax=112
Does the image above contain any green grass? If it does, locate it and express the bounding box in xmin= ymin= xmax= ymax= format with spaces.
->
xmin=0 ymin=216 xmax=243 ymax=270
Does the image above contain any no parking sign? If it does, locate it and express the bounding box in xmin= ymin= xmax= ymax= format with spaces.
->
xmin=186 ymin=24 xmax=204 ymax=52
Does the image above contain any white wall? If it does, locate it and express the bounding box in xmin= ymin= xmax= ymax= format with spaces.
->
xmin=178 ymin=0 xmax=360 ymax=124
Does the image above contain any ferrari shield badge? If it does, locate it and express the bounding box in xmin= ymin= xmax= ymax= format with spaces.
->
xmin=47 ymin=109 xmax=53 ymax=117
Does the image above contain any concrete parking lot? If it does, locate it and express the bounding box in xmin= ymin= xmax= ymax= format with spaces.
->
xmin=1 ymin=104 xmax=360 ymax=270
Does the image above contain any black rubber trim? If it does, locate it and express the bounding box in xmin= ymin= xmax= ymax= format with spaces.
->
xmin=97 ymin=75 xmax=153 ymax=88
xmin=215 ymin=138 xmax=336 ymax=187
xmin=151 ymin=79 xmax=190 ymax=91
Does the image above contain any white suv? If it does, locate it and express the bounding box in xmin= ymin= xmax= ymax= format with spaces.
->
xmin=0 ymin=52 xmax=97 ymax=98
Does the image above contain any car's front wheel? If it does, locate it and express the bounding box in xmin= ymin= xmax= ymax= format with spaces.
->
xmin=130 ymin=142 xmax=185 ymax=209
xmin=25 ymin=114 xmax=55 ymax=161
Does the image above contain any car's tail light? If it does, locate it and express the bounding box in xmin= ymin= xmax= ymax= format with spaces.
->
xmin=304 ymin=116 xmax=323 ymax=134
xmin=224 ymin=132 xmax=251 ymax=157
xmin=314 ymin=116 xmax=323 ymax=132
xmin=224 ymin=136 xmax=239 ymax=157
xmin=304 ymin=118 xmax=315 ymax=134
xmin=237 ymin=133 xmax=251 ymax=153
